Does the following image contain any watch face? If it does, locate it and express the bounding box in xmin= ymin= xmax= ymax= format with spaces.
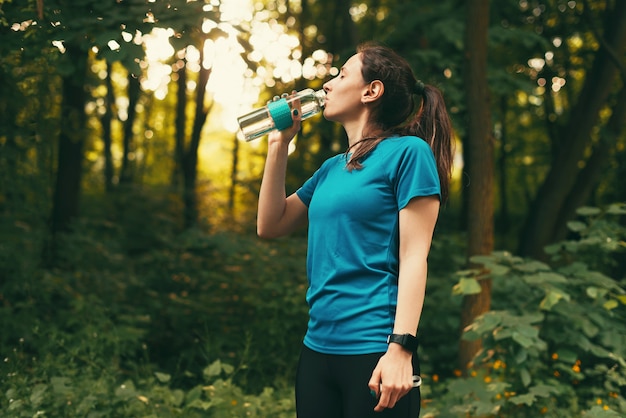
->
xmin=388 ymin=334 xmax=418 ymax=352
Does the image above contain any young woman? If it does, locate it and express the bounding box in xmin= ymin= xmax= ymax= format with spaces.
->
xmin=257 ymin=42 xmax=454 ymax=418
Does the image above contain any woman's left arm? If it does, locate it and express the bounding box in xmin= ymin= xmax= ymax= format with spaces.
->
xmin=369 ymin=195 xmax=440 ymax=412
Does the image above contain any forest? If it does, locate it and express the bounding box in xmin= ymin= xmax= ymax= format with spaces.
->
xmin=1 ymin=0 xmax=625 ymax=416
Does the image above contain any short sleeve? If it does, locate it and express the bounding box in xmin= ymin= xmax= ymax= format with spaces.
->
xmin=296 ymin=173 xmax=318 ymax=207
xmin=394 ymin=139 xmax=441 ymax=210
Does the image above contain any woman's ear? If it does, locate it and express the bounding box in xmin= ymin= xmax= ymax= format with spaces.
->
xmin=362 ymin=80 xmax=384 ymax=104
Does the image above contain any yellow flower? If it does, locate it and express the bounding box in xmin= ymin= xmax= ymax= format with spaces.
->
xmin=540 ymin=407 xmax=548 ymax=414
xmin=493 ymin=359 xmax=506 ymax=369
xmin=551 ymin=353 xmax=558 ymax=360
xmin=484 ymin=376 xmax=492 ymax=383
xmin=596 ymin=398 xmax=603 ymax=405
xmin=432 ymin=374 xmax=439 ymax=382
xmin=231 ymin=399 xmax=238 ymax=406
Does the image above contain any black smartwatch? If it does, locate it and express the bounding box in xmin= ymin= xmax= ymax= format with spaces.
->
xmin=387 ymin=333 xmax=418 ymax=352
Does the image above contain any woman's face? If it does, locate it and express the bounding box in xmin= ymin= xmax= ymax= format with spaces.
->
xmin=322 ymin=53 xmax=369 ymax=123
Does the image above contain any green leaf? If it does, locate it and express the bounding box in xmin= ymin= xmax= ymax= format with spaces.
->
xmin=524 ymin=271 xmax=567 ymax=285
xmin=617 ymin=295 xmax=626 ymax=305
xmin=539 ymin=289 xmax=570 ymax=310
xmin=508 ymin=393 xmax=535 ymax=405
xmin=583 ymin=405 xmax=623 ymax=417
xmin=529 ymin=384 xmax=559 ymax=397
xmin=576 ymin=206 xmax=602 ymax=216
xmin=222 ymin=362 xmax=235 ymax=374
xmin=586 ymin=287 xmax=599 ymax=299
xmin=603 ymin=299 xmax=618 ymax=310
xmin=204 ymin=360 xmax=223 ymax=378
xmin=155 ymin=372 xmax=171 ymax=383
xmin=606 ymin=203 xmax=626 ymax=215
xmin=512 ymin=331 xmax=535 ymax=348
xmin=114 ymin=380 xmax=137 ymax=399
xmin=567 ymin=221 xmax=587 ymax=232
xmin=520 ymin=367 xmax=532 ymax=387
xmin=493 ymin=327 xmax=513 ymax=340
xmin=452 ymin=277 xmax=482 ymax=295
xmin=7 ymin=399 xmax=24 ymax=411
xmin=50 ymin=376 xmax=72 ymax=395
xmin=556 ymin=349 xmax=579 ymax=364
xmin=516 ymin=260 xmax=550 ymax=273
xmin=488 ymin=263 xmax=511 ymax=276
xmin=29 ymin=384 xmax=47 ymax=407
xmin=582 ymin=319 xmax=599 ymax=337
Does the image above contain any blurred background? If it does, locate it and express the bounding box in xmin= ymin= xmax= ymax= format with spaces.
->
xmin=0 ymin=0 xmax=624 ymax=417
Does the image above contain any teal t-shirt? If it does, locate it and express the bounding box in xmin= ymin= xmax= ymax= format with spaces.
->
xmin=295 ymin=136 xmax=440 ymax=355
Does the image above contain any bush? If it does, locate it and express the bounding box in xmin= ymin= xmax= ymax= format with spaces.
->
xmin=424 ymin=204 xmax=626 ymax=417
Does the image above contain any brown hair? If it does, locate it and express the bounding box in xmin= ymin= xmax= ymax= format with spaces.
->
xmin=346 ymin=42 xmax=454 ymax=201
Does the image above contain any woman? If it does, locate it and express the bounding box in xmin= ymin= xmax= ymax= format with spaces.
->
xmin=257 ymin=42 xmax=453 ymax=417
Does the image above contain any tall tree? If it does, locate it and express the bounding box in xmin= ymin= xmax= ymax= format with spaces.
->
xmin=50 ymin=44 xmax=89 ymax=237
xmin=519 ymin=0 xmax=626 ymax=258
xmin=182 ymin=42 xmax=214 ymax=228
xmin=28 ymin=0 xmax=155 ymax=242
xmin=166 ymin=1 xmax=225 ymax=228
xmin=459 ymin=0 xmax=494 ymax=371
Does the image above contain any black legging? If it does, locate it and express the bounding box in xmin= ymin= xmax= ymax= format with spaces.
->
xmin=295 ymin=345 xmax=421 ymax=418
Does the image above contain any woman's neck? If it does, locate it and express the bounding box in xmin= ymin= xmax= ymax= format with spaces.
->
xmin=343 ymin=118 xmax=377 ymax=149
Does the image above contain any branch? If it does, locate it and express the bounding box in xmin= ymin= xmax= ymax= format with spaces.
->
xmin=581 ymin=0 xmax=626 ymax=81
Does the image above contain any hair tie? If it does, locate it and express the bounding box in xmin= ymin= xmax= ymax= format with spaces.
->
xmin=414 ymin=80 xmax=425 ymax=96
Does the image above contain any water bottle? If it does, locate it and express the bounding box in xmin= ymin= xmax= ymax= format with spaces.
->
xmin=237 ymin=88 xmax=326 ymax=141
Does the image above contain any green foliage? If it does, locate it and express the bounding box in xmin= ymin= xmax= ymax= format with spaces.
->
xmin=1 ymin=188 xmax=306 ymax=416
xmin=425 ymin=205 xmax=626 ymax=417
xmin=4 ymin=350 xmax=296 ymax=417
xmin=2 ymin=200 xmax=625 ymax=416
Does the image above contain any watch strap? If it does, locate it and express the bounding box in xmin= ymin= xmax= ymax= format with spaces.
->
xmin=387 ymin=333 xmax=418 ymax=352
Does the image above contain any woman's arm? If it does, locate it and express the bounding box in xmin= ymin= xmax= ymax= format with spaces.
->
xmin=369 ymin=194 xmax=440 ymax=412
xmin=256 ymin=107 xmax=308 ymax=239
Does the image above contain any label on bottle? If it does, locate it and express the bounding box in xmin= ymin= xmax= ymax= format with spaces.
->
xmin=266 ymin=98 xmax=294 ymax=131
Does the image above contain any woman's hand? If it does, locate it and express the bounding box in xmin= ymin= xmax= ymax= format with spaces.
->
xmin=267 ymin=91 xmax=302 ymax=146
xmin=368 ymin=343 xmax=414 ymax=412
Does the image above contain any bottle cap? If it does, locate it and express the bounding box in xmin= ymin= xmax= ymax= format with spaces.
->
xmin=267 ymin=98 xmax=293 ymax=131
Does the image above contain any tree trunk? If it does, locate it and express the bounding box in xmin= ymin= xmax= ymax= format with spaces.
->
xmin=172 ymin=54 xmax=187 ymax=188
xmin=519 ymin=1 xmax=626 ymax=259
xmin=119 ymin=73 xmax=140 ymax=185
xmin=228 ymin=134 xmax=240 ymax=216
xmin=182 ymin=44 xmax=212 ymax=229
xmin=554 ymin=84 xmax=626 ymax=241
xmin=102 ymin=61 xmax=115 ymax=193
xmin=459 ymin=0 xmax=494 ymax=372
xmin=50 ymin=45 xmax=88 ymax=236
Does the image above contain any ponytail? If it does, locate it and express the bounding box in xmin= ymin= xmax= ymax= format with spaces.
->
xmin=405 ymin=84 xmax=454 ymax=202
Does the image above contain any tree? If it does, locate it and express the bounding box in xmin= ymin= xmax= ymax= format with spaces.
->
xmin=519 ymin=0 xmax=626 ymax=258
xmin=458 ymin=0 xmax=494 ymax=371
xmin=165 ymin=2 xmax=226 ymax=228
xmin=25 ymin=0 xmax=154 ymax=241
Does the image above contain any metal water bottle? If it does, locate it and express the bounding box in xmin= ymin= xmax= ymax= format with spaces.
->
xmin=237 ymin=88 xmax=326 ymax=141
